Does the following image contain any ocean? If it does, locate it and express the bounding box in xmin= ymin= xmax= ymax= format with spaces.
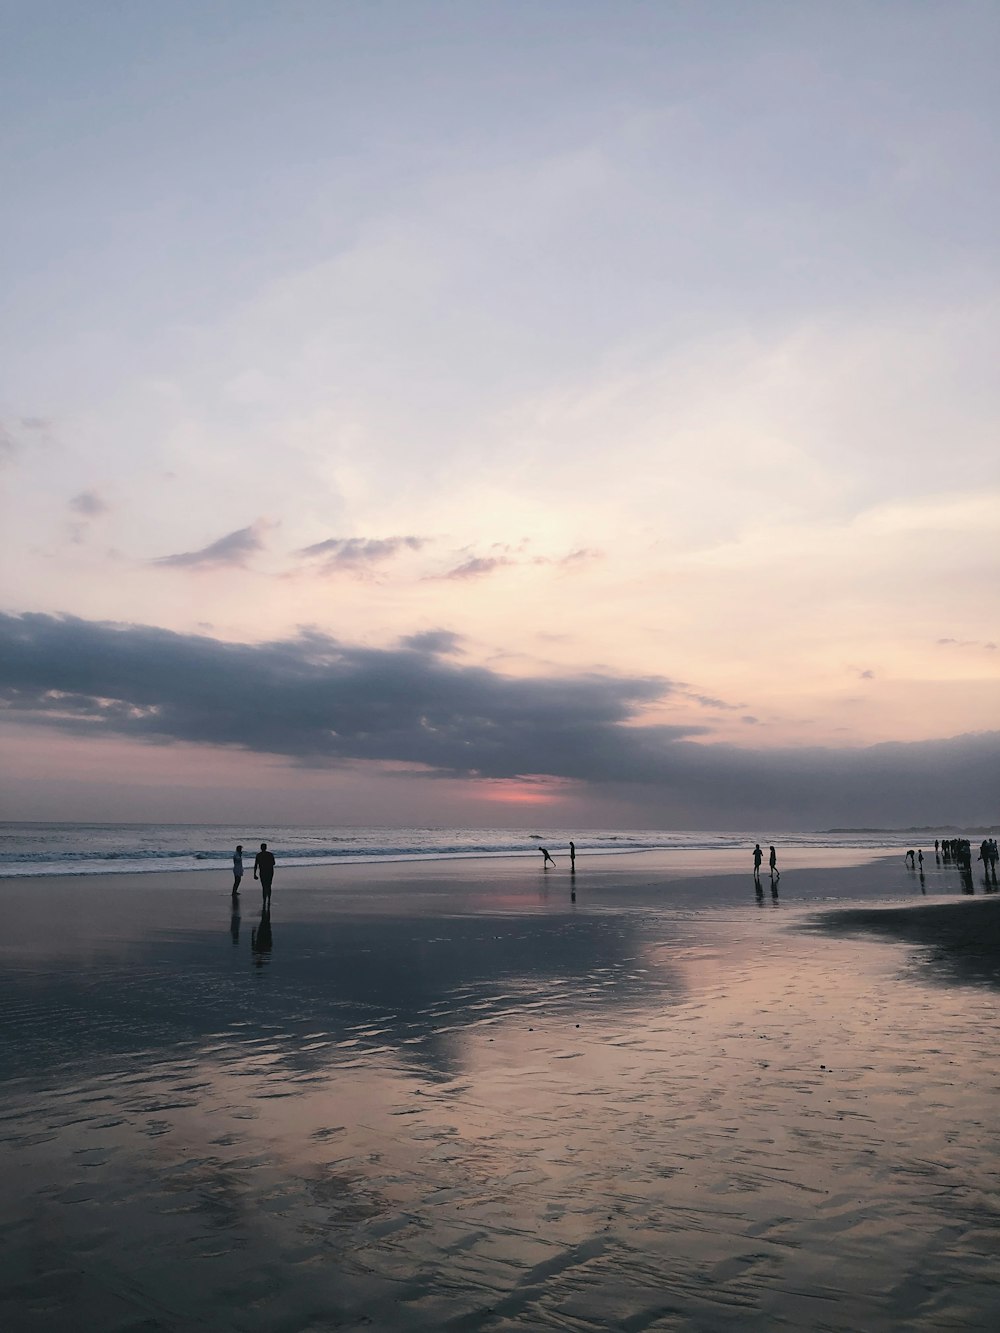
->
xmin=0 ymin=821 xmax=937 ymax=878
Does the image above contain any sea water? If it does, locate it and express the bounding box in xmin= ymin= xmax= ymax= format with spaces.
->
xmin=0 ymin=821 xmax=943 ymax=878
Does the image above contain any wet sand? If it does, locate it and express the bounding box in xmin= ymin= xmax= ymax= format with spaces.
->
xmin=2 ymin=849 xmax=999 ymax=1330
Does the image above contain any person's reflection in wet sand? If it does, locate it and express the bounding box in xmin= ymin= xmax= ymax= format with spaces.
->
xmin=755 ymin=879 xmax=765 ymax=905
xmin=919 ymin=868 xmax=926 ymax=894
xmin=960 ymin=865 xmax=975 ymax=894
xmin=770 ymin=877 xmax=780 ymax=904
xmin=570 ymin=868 xmax=576 ymax=903
xmin=251 ymin=910 xmax=273 ymax=965
xmin=230 ymin=899 xmax=241 ymax=946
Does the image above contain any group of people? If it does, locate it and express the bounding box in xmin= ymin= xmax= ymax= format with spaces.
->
xmin=232 ymin=842 xmax=275 ymax=906
xmin=905 ymin=838 xmax=999 ymax=885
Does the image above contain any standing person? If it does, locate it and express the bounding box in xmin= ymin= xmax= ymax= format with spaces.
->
xmin=232 ymin=844 xmax=243 ymax=896
xmin=769 ymin=845 xmax=779 ymax=880
xmin=569 ymin=840 xmax=576 ymax=871
xmin=752 ymin=844 xmax=763 ymax=880
xmin=254 ymin=841 xmax=275 ymax=907
xmin=539 ymin=846 xmax=556 ymax=867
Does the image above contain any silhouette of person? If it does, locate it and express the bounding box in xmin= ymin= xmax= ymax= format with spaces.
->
xmin=540 ymin=847 xmax=556 ymax=867
xmin=769 ymin=845 xmax=779 ymax=880
xmin=232 ymin=843 xmax=243 ymax=896
xmin=752 ymin=844 xmax=763 ymax=881
xmin=569 ymin=840 xmax=576 ymax=871
xmin=904 ymin=849 xmax=915 ymax=867
xmin=917 ymin=849 xmax=923 ymax=870
xmin=254 ymin=841 xmax=275 ymax=907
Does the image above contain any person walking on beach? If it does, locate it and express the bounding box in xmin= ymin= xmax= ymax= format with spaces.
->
xmin=769 ymin=845 xmax=779 ymax=880
xmin=254 ymin=841 xmax=275 ymax=907
xmin=569 ymin=840 xmax=576 ymax=871
xmin=540 ymin=846 xmax=556 ymax=867
xmin=232 ymin=844 xmax=243 ymax=896
xmin=752 ymin=844 xmax=763 ymax=881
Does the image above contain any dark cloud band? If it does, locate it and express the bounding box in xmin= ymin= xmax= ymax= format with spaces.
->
xmin=0 ymin=612 xmax=681 ymax=779
xmin=1 ymin=612 xmax=996 ymax=825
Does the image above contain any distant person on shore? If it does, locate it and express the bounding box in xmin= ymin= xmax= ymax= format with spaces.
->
xmin=769 ymin=845 xmax=779 ymax=880
xmin=917 ymin=849 xmax=924 ymax=870
xmin=905 ymin=849 xmax=915 ymax=867
xmin=569 ymin=840 xmax=576 ymax=871
xmin=254 ymin=842 xmax=275 ymax=907
xmin=753 ymin=844 xmax=763 ymax=880
xmin=232 ymin=844 xmax=243 ymax=896
xmin=540 ymin=847 xmax=556 ymax=867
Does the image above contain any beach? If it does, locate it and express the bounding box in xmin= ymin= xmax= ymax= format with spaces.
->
xmin=2 ymin=847 xmax=999 ymax=1331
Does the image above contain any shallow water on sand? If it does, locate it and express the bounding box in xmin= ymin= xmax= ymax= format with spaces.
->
xmin=2 ymin=864 xmax=999 ymax=1331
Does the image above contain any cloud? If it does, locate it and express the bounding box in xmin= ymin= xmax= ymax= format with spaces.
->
xmin=0 ymin=612 xmax=686 ymax=780
xmin=1 ymin=612 xmax=998 ymax=826
xmin=937 ymin=637 xmax=997 ymax=652
xmin=69 ymin=490 xmax=109 ymax=518
xmin=432 ymin=555 xmax=513 ymax=581
xmin=153 ymin=523 xmax=264 ymax=570
xmin=428 ymin=543 xmax=601 ymax=581
xmin=557 ymin=548 xmax=603 ymax=566
xmin=682 ymin=691 xmax=743 ymax=712
xmin=297 ymin=535 xmax=426 ymax=574
xmin=399 ymin=630 xmax=464 ymax=655
xmin=0 ymin=416 xmax=55 ymax=466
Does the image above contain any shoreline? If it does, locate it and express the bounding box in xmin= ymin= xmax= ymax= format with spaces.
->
xmin=0 ymin=841 xmax=905 ymax=887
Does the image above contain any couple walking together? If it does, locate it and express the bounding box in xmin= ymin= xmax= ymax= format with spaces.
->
xmin=232 ymin=842 xmax=275 ymax=905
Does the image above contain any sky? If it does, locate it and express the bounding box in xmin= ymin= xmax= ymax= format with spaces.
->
xmin=1 ymin=0 xmax=998 ymax=830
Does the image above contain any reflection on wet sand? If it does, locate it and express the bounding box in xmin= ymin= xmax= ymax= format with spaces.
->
xmin=2 ymin=861 xmax=1000 ymax=1331
xmin=251 ymin=907 xmax=272 ymax=964
xmin=0 ymin=900 xmax=683 ymax=1084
